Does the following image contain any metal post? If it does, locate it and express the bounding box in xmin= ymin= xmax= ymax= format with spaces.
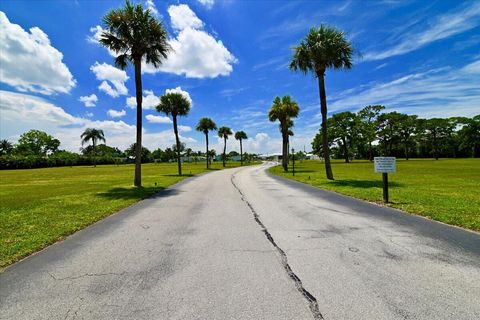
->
xmin=292 ymin=148 xmax=295 ymax=176
xmin=382 ymin=172 xmax=389 ymax=203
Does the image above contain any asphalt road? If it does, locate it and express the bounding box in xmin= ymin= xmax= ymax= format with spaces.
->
xmin=1 ymin=162 xmax=479 ymax=319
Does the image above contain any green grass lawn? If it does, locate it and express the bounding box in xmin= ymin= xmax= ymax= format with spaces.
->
xmin=269 ymin=158 xmax=480 ymax=231
xmin=0 ymin=161 xmax=248 ymax=269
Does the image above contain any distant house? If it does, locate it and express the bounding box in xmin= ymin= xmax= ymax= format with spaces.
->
xmin=258 ymin=153 xmax=283 ymax=162
xmin=305 ymin=153 xmax=321 ymax=160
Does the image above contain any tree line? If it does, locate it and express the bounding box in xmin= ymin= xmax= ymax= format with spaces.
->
xmin=0 ymin=128 xmax=254 ymax=170
xmin=311 ymin=108 xmax=480 ymax=162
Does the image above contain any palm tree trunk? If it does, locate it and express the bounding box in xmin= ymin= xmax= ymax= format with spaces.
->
xmin=282 ymin=132 xmax=288 ymax=171
xmin=240 ymin=139 xmax=243 ymax=166
xmin=318 ymin=73 xmax=334 ymax=180
xmin=134 ymin=58 xmax=142 ymax=187
xmin=223 ymin=137 xmax=226 ymax=167
xmin=173 ymin=116 xmax=182 ymax=175
xmin=205 ymin=133 xmax=209 ymax=169
xmin=93 ymin=139 xmax=96 ymax=167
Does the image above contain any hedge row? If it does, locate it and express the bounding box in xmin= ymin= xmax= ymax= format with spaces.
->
xmin=0 ymin=154 xmax=129 ymax=170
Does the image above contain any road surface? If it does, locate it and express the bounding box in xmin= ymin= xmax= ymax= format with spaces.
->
xmin=1 ymin=162 xmax=479 ymax=319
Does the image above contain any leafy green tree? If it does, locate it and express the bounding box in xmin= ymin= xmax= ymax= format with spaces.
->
xmin=196 ymin=118 xmax=217 ymax=169
xmin=81 ymin=128 xmax=106 ymax=167
xmin=358 ymin=105 xmax=385 ymax=161
xmin=268 ymin=96 xmax=300 ymax=171
xmin=234 ymin=131 xmax=248 ymax=165
xmin=312 ymin=128 xmax=333 ymax=157
xmin=125 ymin=143 xmax=152 ymax=163
xmin=376 ymin=112 xmax=403 ymax=156
xmin=100 ymin=0 xmax=170 ymax=186
xmin=329 ymin=112 xmax=358 ymax=163
xmin=290 ymin=24 xmax=354 ymax=180
xmin=397 ymin=114 xmax=418 ymax=160
xmin=17 ymin=129 xmax=60 ymax=156
xmin=82 ymin=144 xmax=123 ymax=157
xmin=0 ymin=139 xmax=14 ymax=156
xmin=218 ymin=126 xmax=233 ymax=167
xmin=424 ymin=118 xmax=455 ymax=160
xmin=457 ymin=115 xmax=480 ymax=157
xmin=156 ymin=92 xmax=191 ymax=175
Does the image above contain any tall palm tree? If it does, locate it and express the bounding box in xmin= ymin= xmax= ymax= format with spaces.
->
xmin=234 ymin=131 xmax=248 ymax=166
xmin=268 ymin=96 xmax=299 ymax=171
xmin=196 ymin=118 xmax=217 ymax=169
xmin=100 ymin=0 xmax=170 ymax=186
xmin=156 ymin=93 xmax=191 ymax=175
xmin=290 ymin=24 xmax=354 ymax=180
xmin=218 ymin=126 xmax=233 ymax=167
xmin=81 ymin=128 xmax=105 ymax=167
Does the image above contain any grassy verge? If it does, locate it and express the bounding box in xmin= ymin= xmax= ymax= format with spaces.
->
xmin=269 ymin=159 xmax=480 ymax=231
xmin=0 ymin=161 xmax=250 ymax=269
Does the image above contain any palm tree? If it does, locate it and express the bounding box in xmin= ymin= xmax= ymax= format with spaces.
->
xmin=234 ymin=131 xmax=248 ymax=165
xmin=290 ymin=24 xmax=354 ymax=180
xmin=218 ymin=126 xmax=233 ymax=167
xmin=0 ymin=139 xmax=13 ymax=156
xmin=156 ymin=93 xmax=191 ymax=175
xmin=196 ymin=118 xmax=217 ymax=169
xmin=100 ymin=0 xmax=170 ymax=186
xmin=81 ymin=128 xmax=105 ymax=167
xmin=268 ymin=96 xmax=299 ymax=171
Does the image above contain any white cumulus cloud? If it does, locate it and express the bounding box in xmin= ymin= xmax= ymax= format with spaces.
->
xmin=197 ymin=0 xmax=214 ymax=9
xmin=178 ymin=125 xmax=192 ymax=132
xmin=79 ymin=94 xmax=98 ymax=107
xmin=126 ymin=89 xmax=160 ymax=109
xmin=165 ymin=86 xmax=193 ymax=105
xmin=90 ymin=62 xmax=129 ymax=97
xmin=143 ymin=4 xmax=237 ymax=78
xmin=145 ymin=114 xmax=172 ymax=124
xmin=107 ymin=109 xmax=126 ymax=118
xmin=0 ymin=11 xmax=76 ymax=95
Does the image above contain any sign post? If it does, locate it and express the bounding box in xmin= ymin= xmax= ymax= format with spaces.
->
xmin=374 ymin=157 xmax=396 ymax=203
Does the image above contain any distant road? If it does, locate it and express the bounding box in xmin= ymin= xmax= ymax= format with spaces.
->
xmin=1 ymin=162 xmax=479 ymax=319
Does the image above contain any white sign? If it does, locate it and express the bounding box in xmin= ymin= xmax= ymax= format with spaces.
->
xmin=374 ymin=157 xmax=396 ymax=173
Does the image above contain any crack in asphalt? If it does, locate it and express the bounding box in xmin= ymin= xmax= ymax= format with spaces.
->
xmin=48 ymin=271 xmax=127 ymax=281
xmin=231 ymin=172 xmax=324 ymax=320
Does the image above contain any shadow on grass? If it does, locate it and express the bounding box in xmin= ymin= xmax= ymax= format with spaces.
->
xmin=163 ymin=173 xmax=195 ymax=177
xmin=97 ymin=186 xmax=168 ymax=200
xmin=328 ymin=179 xmax=404 ymax=189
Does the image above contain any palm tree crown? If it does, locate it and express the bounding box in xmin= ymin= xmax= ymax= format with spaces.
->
xmin=156 ymin=93 xmax=191 ymax=117
xmin=268 ymin=96 xmax=299 ymax=132
xmin=100 ymin=0 xmax=170 ymax=69
xmin=289 ymin=24 xmax=354 ymax=76
xmin=81 ymin=128 xmax=105 ymax=146
xmin=218 ymin=127 xmax=233 ymax=140
xmin=234 ymin=131 xmax=248 ymax=141
xmin=196 ymin=118 xmax=217 ymax=134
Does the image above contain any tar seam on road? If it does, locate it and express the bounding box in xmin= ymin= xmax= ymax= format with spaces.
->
xmin=231 ymin=172 xmax=324 ymax=320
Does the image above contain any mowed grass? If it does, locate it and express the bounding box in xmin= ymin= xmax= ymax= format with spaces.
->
xmin=270 ymin=158 xmax=480 ymax=231
xmin=0 ymin=161 xmax=246 ymax=269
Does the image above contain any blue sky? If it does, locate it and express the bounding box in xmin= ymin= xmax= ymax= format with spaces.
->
xmin=1 ymin=0 xmax=479 ymax=154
